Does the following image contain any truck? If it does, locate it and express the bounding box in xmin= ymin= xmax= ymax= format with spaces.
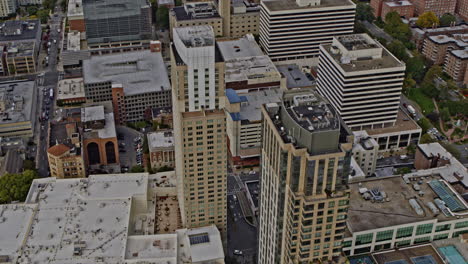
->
xmin=407 ymin=105 xmax=416 ymax=116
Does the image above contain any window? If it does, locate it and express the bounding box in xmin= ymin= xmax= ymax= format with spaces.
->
xmin=355 ymin=233 xmax=373 ymax=245
xmin=455 ymin=221 xmax=468 ymax=229
xmin=396 ymin=226 xmax=413 ymax=238
xmin=414 ymin=236 xmax=430 ymax=244
xmin=376 ymin=230 xmax=393 ymax=242
xmin=416 ymin=224 xmax=433 ymax=235
xmin=435 ymin=224 xmax=451 ymax=232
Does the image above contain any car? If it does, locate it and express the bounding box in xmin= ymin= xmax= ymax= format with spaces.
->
xmin=233 ymin=250 xmax=243 ymax=255
xmin=53 ymin=39 xmax=57 ymax=44
xmin=57 ymin=29 xmax=61 ymax=33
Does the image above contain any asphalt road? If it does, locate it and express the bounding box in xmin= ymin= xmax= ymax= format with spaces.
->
xmin=36 ymin=8 xmax=64 ymax=177
xmin=116 ymin=126 xmax=143 ymax=169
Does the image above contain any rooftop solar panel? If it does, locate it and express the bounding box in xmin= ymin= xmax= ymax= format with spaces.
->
xmin=428 ymin=180 xmax=466 ymax=212
xmin=189 ymin=233 xmax=210 ymax=245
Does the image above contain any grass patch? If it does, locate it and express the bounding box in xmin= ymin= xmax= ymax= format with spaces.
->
xmin=407 ymin=88 xmax=435 ymax=114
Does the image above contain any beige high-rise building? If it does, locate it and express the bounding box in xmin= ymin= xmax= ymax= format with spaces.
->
xmin=170 ymin=25 xmax=228 ymax=237
xmin=258 ymin=89 xmax=353 ymax=263
xmin=47 ymin=144 xmax=86 ymax=178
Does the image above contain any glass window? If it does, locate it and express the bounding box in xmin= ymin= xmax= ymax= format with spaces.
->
xmin=455 ymin=221 xmax=468 ymax=229
xmin=416 ymin=224 xmax=433 ymax=235
xmin=414 ymin=236 xmax=430 ymax=244
xmin=355 ymin=233 xmax=373 ymax=245
xmin=435 ymin=224 xmax=451 ymax=232
xmin=396 ymin=226 xmax=413 ymax=238
xmin=376 ymin=230 xmax=394 ymax=242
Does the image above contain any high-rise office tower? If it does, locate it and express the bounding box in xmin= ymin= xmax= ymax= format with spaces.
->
xmin=170 ymin=26 xmax=227 ymax=236
xmin=258 ymin=89 xmax=353 ymax=263
xmin=259 ymin=0 xmax=356 ymax=63
xmin=317 ymin=34 xmax=406 ymax=131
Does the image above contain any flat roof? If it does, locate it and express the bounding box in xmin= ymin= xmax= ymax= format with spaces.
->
xmin=67 ymin=0 xmax=83 ymax=17
xmin=217 ymin=35 xmax=263 ymax=60
xmin=147 ymin=131 xmax=174 ymax=151
xmin=0 ymin=80 xmax=35 ymax=125
xmin=0 ymin=204 xmax=36 ymax=258
xmin=67 ymin=31 xmax=81 ymax=51
xmin=173 ymin=25 xmax=215 ymax=48
xmin=177 ymin=225 xmax=224 ymax=263
xmin=449 ymin=48 xmax=468 ymax=59
xmin=124 ymin=234 xmax=177 ymax=263
xmin=385 ymin=0 xmax=412 ymax=7
xmin=224 ymin=55 xmax=280 ymax=83
xmin=262 ymin=0 xmax=355 ymax=12
xmin=373 ymin=245 xmax=444 ymax=264
xmin=81 ymin=105 xmax=105 ymax=122
xmin=366 ymin=110 xmax=421 ymax=136
xmin=347 ymin=174 xmax=468 ymax=233
xmin=172 ymin=3 xmax=221 ymax=21
xmin=82 ymin=50 xmax=170 ymax=96
xmin=0 ymin=20 xmax=40 ymax=43
xmin=57 ymin=78 xmax=85 ymax=101
xmin=277 ymin=64 xmax=314 ymax=88
xmin=228 ymin=88 xmax=282 ymax=122
xmin=82 ymin=0 xmax=149 ymax=20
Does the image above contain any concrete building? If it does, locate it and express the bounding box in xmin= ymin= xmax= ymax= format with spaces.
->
xmin=147 ymin=130 xmax=175 ymax=170
xmin=259 ymin=89 xmax=353 ymax=263
xmin=170 ymin=26 xmax=227 ymax=237
xmin=0 ymin=172 xmax=225 ymax=263
xmin=409 ymin=0 xmax=456 ymax=16
xmin=342 ymin=168 xmax=468 ymax=256
xmin=276 ymin=64 xmax=315 ymax=89
xmin=0 ymin=20 xmax=41 ymax=75
xmin=225 ymin=88 xmax=282 ymax=168
xmin=170 ymin=0 xmax=260 ymax=38
xmin=47 ymin=143 xmax=86 ymax=178
xmin=259 ymin=0 xmax=356 ymax=63
xmin=81 ymin=0 xmax=152 ymax=44
xmin=352 ymin=130 xmax=379 ymax=177
xmin=317 ymin=34 xmax=406 ymax=131
xmin=81 ymin=105 xmax=120 ymax=171
xmin=382 ymin=0 xmax=414 ymax=19
xmin=82 ymin=45 xmax=171 ymax=124
xmin=67 ymin=0 xmax=85 ymax=32
xmin=57 ymin=78 xmax=86 ymax=106
xmin=412 ymin=24 xmax=468 ymax=50
xmin=0 ymin=80 xmax=37 ymax=137
xmin=0 ymin=0 xmax=16 ymax=18
xmin=422 ymin=34 xmax=468 ymax=65
xmin=444 ymin=49 xmax=468 ymax=86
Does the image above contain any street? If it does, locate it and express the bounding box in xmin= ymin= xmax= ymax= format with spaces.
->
xmin=35 ymin=6 xmax=64 ymax=177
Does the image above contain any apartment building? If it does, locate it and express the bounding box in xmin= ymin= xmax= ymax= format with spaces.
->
xmin=0 ymin=0 xmax=16 ymax=17
xmin=258 ymin=89 xmax=353 ymax=263
xmin=381 ymin=0 xmax=414 ymax=19
xmin=444 ymin=49 xmax=468 ymax=86
xmin=409 ymin=0 xmax=456 ymax=16
xmin=457 ymin=0 xmax=468 ymax=21
xmin=82 ymin=0 xmax=152 ymax=44
xmin=56 ymin=78 xmax=86 ymax=106
xmin=259 ymin=0 xmax=356 ymax=63
xmin=317 ymin=34 xmax=405 ymax=131
xmin=343 ymin=144 xmax=468 ymax=256
xmin=170 ymin=26 xmax=227 ymax=237
xmin=352 ymin=131 xmax=379 ymax=177
xmin=422 ymin=34 xmax=467 ymax=65
xmin=47 ymin=143 xmax=86 ymax=178
xmin=147 ymin=130 xmax=175 ymax=170
xmin=67 ymin=0 xmax=85 ymax=32
xmin=412 ymin=24 xmax=468 ymax=50
xmin=170 ymin=0 xmax=260 ymax=38
xmin=82 ymin=42 xmax=171 ymax=124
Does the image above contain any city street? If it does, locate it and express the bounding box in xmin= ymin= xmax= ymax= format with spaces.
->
xmin=35 ymin=7 xmax=64 ymax=177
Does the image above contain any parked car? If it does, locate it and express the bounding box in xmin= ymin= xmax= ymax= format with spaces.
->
xmin=233 ymin=250 xmax=243 ymax=255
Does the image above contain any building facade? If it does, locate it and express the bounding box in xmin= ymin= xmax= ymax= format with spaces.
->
xmin=409 ymin=0 xmax=456 ymax=16
xmin=171 ymin=26 xmax=227 ymax=237
xmin=444 ymin=49 xmax=468 ymax=86
xmin=317 ymin=34 xmax=406 ymax=131
xmin=148 ymin=130 xmax=175 ymax=170
xmin=456 ymin=0 xmax=468 ymax=21
xmin=47 ymin=144 xmax=86 ymax=178
xmin=0 ymin=0 xmax=16 ymax=18
xmin=258 ymin=89 xmax=353 ymax=263
xmin=422 ymin=34 xmax=467 ymax=65
xmin=352 ymin=131 xmax=379 ymax=177
xmin=259 ymin=0 xmax=356 ymax=63
xmin=381 ymin=1 xmax=414 ymax=19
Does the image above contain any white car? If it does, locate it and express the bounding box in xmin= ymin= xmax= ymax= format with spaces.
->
xmin=233 ymin=250 xmax=243 ymax=255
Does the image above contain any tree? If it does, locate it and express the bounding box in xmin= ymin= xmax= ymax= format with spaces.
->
xmin=421 ymin=83 xmax=440 ymax=98
xmin=387 ymin=40 xmax=409 ymax=61
xmin=418 ymin=118 xmax=432 ymax=133
xmin=422 ymin=65 xmax=442 ymax=85
xmin=156 ymin=6 xmax=169 ymax=29
xmin=384 ymin=12 xmax=412 ymax=42
xmin=426 ymin=111 xmax=440 ymax=123
xmin=439 ymin=13 xmax=456 ymax=27
xmin=440 ymin=107 xmax=451 ymax=122
xmin=441 ymin=143 xmax=462 ymax=160
xmin=396 ymin=167 xmax=412 ymax=175
xmin=27 ymin=6 xmax=38 ymax=16
xmin=356 ymin=3 xmax=375 ymax=22
xmin=0 ymin=170 xmax=37 ymax=204
xmin=403 ymin=76 xmax=416 ymax=95
xmin=416 ymin=12 xmax=439 ymax=28
xmin=23 ymin=159 xmax=36 ymax=171
xmin=130 ymin=165 xmax=145 ymax=173
xmin=406 ymin=55 xmax=426 ymax=82
xmin=420 ymin=133 xmax=436 ymax=144
xmin=37 ymin=9 xmax=50 ymax=23
xmin=407 ymin=144 xmax=416 ymax=155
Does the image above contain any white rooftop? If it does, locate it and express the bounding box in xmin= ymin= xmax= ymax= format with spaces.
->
xmin=0 ymin=172 xmax=224 ymax=263
xmin=147 ymin=131 xmax=174 ymax=152
xmin=173 ymin=25 xmax=214 ymax=48
xmin=67 ymin=0 xmax=83 ymax=17
xmin=217 ymin=34 xmax=263 ymax=60
xmin=57 ymin=78 xmax=85 ymax=101
xmin=81 ymin=105 xmax=105 ymax=122
xmin=225 ymin=55 xmax=281 ymax=83
xmin=67 ymin=31 xmax=81 ymax=51
xmin=385 ymin=0 xmax=412 ymax=7
xmin=177 ymin=225 xmax=225 ymax=263
xmin=237 ymin=89 xmax=283 ymax=122
xmin=82 ymin=50 xmax=170 ymax=96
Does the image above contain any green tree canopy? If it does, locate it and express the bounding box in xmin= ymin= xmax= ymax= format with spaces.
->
xmin=420 ymin=133 xmax=436 ymax=144
xmin=156 ymin=6 xmax=169 ymax=29
xmin=130 ymin=165 xmax=145 ymax=173
xmin=356 ymin=3 xmax=375 ymax=22
xmin=422 ymin=65 xmax=442 ymax=85
xmin=406 ymin=55 xmax=426 ymax=82
xmin=0 ymin=170 xmax=37 ymax=204
xmin=387 ymin=40 xmax=409 ymax=61
xmin=37 ymin=9 xmax=50 ymax=23
xmin=27 ymin=6 xmax=38 ymax=16
xmin=439 ymin=13 xmax=456 ymax=27
xmin=416 ymin=12 xmax=439 ymax=28
xmin=384 ymin=12 xmax=412 ymax=42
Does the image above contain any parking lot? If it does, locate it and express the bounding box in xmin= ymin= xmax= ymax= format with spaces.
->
xmin=116 ymin=126 xmax=143 ymax=171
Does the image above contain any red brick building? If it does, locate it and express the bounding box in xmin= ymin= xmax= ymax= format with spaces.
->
xmin=456 ymin=0 xmax=468 ymax=21
xmin=409 ymin=0 xmax=456 ymax=16
xmin=382 ymin=1 xmax=415 ymax=19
